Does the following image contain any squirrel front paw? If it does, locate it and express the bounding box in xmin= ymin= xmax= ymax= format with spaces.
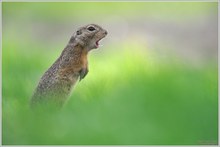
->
xmin=79 ymin=68 xmax=89 ymax=81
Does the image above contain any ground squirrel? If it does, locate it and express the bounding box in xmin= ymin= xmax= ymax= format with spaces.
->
xmin=30 ymin=24 xmax=108 ymax=108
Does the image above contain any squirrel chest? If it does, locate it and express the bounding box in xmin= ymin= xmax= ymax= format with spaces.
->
xmin=59 ymin=47 xmax=88 ymax=83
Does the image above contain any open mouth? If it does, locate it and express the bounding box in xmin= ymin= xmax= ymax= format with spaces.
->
xmin=95 ymin=38 xmax=102 ymax=48
xmin=94 ymin=32 xmax=107 ymax=49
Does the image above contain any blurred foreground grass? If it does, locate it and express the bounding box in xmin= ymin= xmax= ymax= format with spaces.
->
xmin=2 ymin=40 xmax=218 ymax=145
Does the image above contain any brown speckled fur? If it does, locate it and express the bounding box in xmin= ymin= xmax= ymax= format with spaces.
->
xmin=30 ymin=24 xmax=107 ymax=108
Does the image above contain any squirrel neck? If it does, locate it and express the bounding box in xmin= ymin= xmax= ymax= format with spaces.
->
xmin=58 ymin=43 xmax=88 ymax=71
xmin=62 ymin=43 xmax=88 ymax=58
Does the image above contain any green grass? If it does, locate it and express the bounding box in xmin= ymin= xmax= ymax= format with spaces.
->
xmin=2 ymin=41 xmax=218 ymax=145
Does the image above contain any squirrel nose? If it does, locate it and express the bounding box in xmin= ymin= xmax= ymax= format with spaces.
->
xmin=104 ymin=30 xmax=108 ymax=35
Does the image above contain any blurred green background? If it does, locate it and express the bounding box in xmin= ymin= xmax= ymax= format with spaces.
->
xmin=2 ymin=2 xmax=218 ymax=145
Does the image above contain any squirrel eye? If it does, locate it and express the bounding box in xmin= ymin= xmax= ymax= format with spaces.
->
xmin=87 ymin=26 xmax=96 ymax=31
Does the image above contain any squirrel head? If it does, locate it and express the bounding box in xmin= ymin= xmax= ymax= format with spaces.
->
xmin=69 ymin=24 xmax=108 ymax=50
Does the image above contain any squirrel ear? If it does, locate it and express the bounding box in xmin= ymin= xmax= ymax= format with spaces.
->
xmin=69 ymin=36 xmax=75 ymax=43
xmin=76 ymin=30 xmax=82 ymax=35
